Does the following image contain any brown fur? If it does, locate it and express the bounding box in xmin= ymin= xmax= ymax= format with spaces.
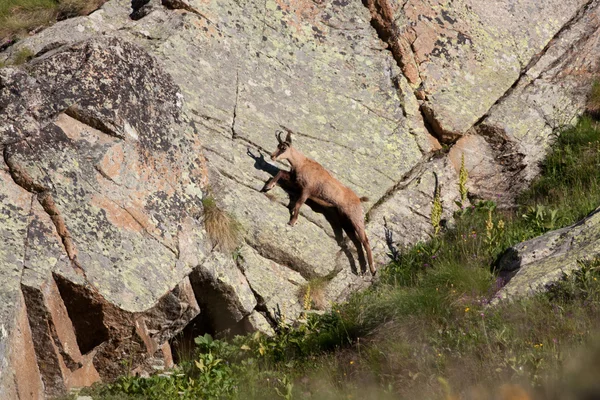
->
xmin=262 ymin=131 xmax=375 ymax=275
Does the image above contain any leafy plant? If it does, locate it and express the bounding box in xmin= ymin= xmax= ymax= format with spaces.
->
xmin=522 ymin=204 xmax=559 ymax=234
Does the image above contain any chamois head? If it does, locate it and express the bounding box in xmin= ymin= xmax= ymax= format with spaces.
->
xmin=270 ymin=130 xmax=293 ymax=161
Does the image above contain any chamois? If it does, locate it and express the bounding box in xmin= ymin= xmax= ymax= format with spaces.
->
xmin=262 ymin=131 xmax=375 ymax=275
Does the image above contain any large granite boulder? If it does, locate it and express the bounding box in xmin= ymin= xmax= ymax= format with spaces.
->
xmin=494 ymin=208 xmax=600 ymax=301
xmin=1 ymin=38 xmax=208 ymax=398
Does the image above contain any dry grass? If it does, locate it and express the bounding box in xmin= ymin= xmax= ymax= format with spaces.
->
xmin=202 ymin=196 xmax=241 ymax=253
xmin=0 ymin=0 xmax=107 ymax=44
xmin=299 ymin=277 xmax=330 ymax=311
xmin=588 ymin=80 xmax=600 ymax=116
xmin=57 ymin=0 xmax=106 ymax=19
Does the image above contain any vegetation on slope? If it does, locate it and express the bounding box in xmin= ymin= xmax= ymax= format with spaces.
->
xmin=0 ymin=0 xmax=106 ymax=45
xmin=76 ymin=114 xmax=600 ymax=399
xmin=201 ymin=195 xmax=242 ymax=253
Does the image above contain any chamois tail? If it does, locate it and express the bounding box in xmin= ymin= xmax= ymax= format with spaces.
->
xmin=360 ymin=196 xmax=369 ymax=202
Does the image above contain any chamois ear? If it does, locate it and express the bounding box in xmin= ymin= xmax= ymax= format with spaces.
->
xmin=285 ymin=131 xmax=292 ymax=144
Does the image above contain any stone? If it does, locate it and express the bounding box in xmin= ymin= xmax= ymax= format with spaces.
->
xmin=495 ymin=208 xmax=600 ymax=301
xmin=0 ymin=36 xmax=207 ymax=393
xmin=189 ymin=252 xmax=257 ymax=331
xmin=240 ymin=311 xmax=275 ymax=337
xmin=237 ymin=245 xmax=307 ymax=322
xmin=366 ymin=155 xmax=462 ymax=265
xmin=474 ymin=0 xmax=600 ymax=196
xmin=362 ymin=0 xmax=600 ymax=202
xmin=447 ymin=134 xmax=517 ymax=205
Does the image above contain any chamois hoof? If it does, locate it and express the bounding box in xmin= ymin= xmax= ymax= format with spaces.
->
xmin=288 ymin=220 xmax=297 ymax=227
xmin=260 ymin=184 xmax=272 ymax=193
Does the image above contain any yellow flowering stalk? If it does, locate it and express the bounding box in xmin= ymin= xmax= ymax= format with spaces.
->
xmin=459 ymin=153 xmax=469 ymax=204
xmin=431 ymin=184 xmax=443 ymax=236
xmin=303 ymin=284 xmax=312 ymax=312
xmin=485 ymin=209 xmax=494 ymax=243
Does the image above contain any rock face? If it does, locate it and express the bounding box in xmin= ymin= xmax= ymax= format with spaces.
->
xmin=495 ymin=208 xmax=600 ymax=301
xmin=364 ymin=0 xmax=600 ymax=203
xmin=0 ymin=0 xmax=599 ymax=397
xmin=0 ymin=38 xmax=207 ymax=397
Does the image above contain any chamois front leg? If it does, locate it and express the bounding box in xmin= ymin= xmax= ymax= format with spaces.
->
xmin=261 ymin=170 xmax=290 ymax=192
xmin=289 ymin=189 xmax=309 ymax=226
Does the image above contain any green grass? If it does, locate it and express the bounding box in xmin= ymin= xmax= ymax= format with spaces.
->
xmin=11 ymin=46 xmax=34 ymax=65
xmin=79 ymin=115 xmax=600 ymax=399
xmin=519 ymin=117 xmax=600 ymax=225
xmin=588 ymin=80 xmax=600 ymax=116
xmin=0 ymin=0 xmax=106 ymax=44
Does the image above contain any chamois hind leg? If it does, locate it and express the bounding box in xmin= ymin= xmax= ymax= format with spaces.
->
xmin=289 ymin=189 xmax=309 ymax=226
xmin=359 ymin=229 xmax=375 ymax=275
xmin=350 ymin=216 xmax=375 ymax=276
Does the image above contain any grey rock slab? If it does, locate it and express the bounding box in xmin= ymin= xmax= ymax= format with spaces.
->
xmin=394 ymin=0 xmax=589 ymax=138
xmin=5 ymin=0 xmax=431 ymax=307
xmin=473 ymin=0 xmax=600 ymax=197
xmin=237 ymin=244 xmax=306 ymax=322
xmin=495 ymin=208 xmax=600 ymax=301
xmin=366 ymin=155 xmax=461 ymax=266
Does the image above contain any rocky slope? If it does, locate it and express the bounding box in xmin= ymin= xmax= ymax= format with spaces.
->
xmin=0 ymin=0 xmax=599 ymax=397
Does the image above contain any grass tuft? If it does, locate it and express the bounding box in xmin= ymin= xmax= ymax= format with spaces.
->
xmin=201 ymin=195 xmax=241 ymax=253
xmin=0 ymin=0 xmax=106 ymax=43
xmin=299 ymin=277 xmax=330 ymax=311
xmin=588 ymin=80 xmax=600 ymax=116
xmin=11 ymin=46 xmax=34 ymax=65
